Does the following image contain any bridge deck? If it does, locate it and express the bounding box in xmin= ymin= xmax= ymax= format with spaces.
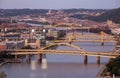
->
xmin=53 ymin=40 xmax=116 ymax=43
xmin=8 ymin=49 xmax=120 ymax=58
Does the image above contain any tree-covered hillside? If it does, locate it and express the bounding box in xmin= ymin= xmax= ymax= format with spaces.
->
xmin=70 ymin=8 xmax=120 ymax=23
xmin=0 ymin=9 xmax=48 ymax=17
xmin=88 ymin=8 xmax=120 ymax=23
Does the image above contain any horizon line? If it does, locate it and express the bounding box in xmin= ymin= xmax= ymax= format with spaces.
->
xmin=0 ymin=7 xmax=119 ymax=10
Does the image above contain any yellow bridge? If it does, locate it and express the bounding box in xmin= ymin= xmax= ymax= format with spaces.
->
xmin=7 ymin=43 xmax=119 ymax=64
xmin=60 ymin=31 xmax=116 ymax=45
xmin=9 ymin=49 xmax=119 ymax=58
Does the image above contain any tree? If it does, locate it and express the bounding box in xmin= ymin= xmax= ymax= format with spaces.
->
xmin=0 ymin=51 xmax=14 ymax=59
xmin=0 ymin=71 xmax=7 ymax=78
xmin=106 ymin=56 xmax=120 ymax=76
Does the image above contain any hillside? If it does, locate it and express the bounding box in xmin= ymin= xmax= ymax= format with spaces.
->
xmin=70 ymin=8 xmax=120 ymax=23
xmin=0 ymin=9 xmax=48 ymax=17
xmin=88 ymin=8 xmax=120 ymax=23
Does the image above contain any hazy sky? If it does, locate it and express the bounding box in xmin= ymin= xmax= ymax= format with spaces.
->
xmin=0 ymin=0 xmax=120 ymax=9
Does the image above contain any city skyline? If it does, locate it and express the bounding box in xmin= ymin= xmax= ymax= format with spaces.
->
xmin=0 ymin=0 xmax=120 ymax=9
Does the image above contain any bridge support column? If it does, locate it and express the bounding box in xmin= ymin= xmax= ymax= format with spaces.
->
xmin=37 ymin=54 xmax=42 ymax=63
xmin=96 ymin=56 xmax=100 ymax=64
xmin=25 ymin=39 xmax=28 ymax=46
xmin=26 ymin=54 xmax=31 ymax=63
xmin=101 ymin=42 xmax=104 ymax=46
xmin=101 ymin=31 xmax=104 ymax=46
xmin=36 ymin=39 xmax=40 ymax=48
xmin=84 ymin=55 xmax=88 ymax=64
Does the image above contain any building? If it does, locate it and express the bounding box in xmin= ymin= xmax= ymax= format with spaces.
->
xmin=0 ymin=43 xmax=7 ymax=51
xmin=6 ymin=41 xmax=24 ymax=49
xmin=111 ymin=28 xmax=120 ymax=35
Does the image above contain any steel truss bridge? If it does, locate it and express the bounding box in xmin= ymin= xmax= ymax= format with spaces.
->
xmin=5 ymin=43 xmax=120 ymax=64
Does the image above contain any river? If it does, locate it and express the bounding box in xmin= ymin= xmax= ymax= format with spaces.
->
xmin=0 ymin=32 xmax=116 ymax=78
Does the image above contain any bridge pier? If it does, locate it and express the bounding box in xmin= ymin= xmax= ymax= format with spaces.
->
xmin=96 ymin=56 xmax=100 ymax=64
xmin=101 ymin=42 xmax=104 ymax=46
xmin=69 ymin=41 xmax=72 ymax=44
xmin=36 ymin=54 xmax=42 ymax=63
xmin=84 ymin=55 xmax=88 ymax=64
xmin=25 ymin=39 xmax=28 ymax=46
xmin=101 ymin=31 xmax=104 ymax=46
xmin=26 ymin=54 xmax=31 ymax=63
xmin=36 ymin=39 xmax=41 ymax=48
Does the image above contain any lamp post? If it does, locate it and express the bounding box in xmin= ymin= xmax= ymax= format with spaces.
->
xmin=4 ymin=28 xmax=7 ymax=42
xmin=43 ymin=29 xmax=46 ymax=38
xmin=43 ymin=29 xmax=46 ymax=33
xmin=31 ymin=29 xmax=35 ymax=39
xmin=4 ymin=28 xmax=7 ymax=33
xmin=42 ymin=29 xmax=46 ymax=46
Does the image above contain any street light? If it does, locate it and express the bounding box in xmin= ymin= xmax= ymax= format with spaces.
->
xmin=31 ymin=29 xmax=35 ymax=33
xmin=43 ymin=29 xmax=46 ymax=38
xmin=31 ymin=29 xmax=35 ymax=39
xmin=4 ymin=28 xmax=7 ymax=42
xmin=5 ymin=28 xmax=7 ymax=32
xmin=43 ymin=29 xmax=46 ymax=33
xmin=42 ymin=29 xmax=46 ymax=46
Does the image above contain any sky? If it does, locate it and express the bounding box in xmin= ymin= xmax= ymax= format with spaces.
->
xmin=0 ymin=0 xmax=120 ymax=9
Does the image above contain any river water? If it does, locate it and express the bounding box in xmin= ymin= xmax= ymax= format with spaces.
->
xmin=0 ymin=32 xmax=116 ymax=78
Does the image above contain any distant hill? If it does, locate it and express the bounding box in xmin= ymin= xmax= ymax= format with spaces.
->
xmin=0 ymin=9 xmax=48 ymax=17
xmin=63 ymin=8 xmax=106 ymax=13
xmin=70 ymin=8 xmax=120 ymax=23
xmin=88 ymin=8 xmax=120 ymax=23
xmin=70 ymin=14 xmax=90 ymax=20
xmin=0 ymin=8 xmax=120 ymax=23
xmin=0 ymin=8 xmax=106 ymax=17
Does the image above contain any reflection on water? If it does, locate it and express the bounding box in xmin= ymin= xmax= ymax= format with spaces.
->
xmin=30 ymin=72 xmax=37 ymax=78
xmin=41 ymin=58 xmax=48 ymax=70
xmin=42 ymin=72 xmax=47 ymax=78
xmin=30 ymin=61 xmax=36 ymax=71
xmin=0 ymin=62 xmax=104 ymax=78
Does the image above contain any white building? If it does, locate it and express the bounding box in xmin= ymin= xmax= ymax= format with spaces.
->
xmin=111 ymin=28 xmax=120 ymax=35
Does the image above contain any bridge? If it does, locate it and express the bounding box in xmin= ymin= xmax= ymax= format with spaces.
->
xmin=44 ymin=24 xmax=91 ymax=32
xmin=0 ymin=32 xmax=116 ymax=44
xmin=0 ymin=24 xmax=116 ymax=46
xmin=54 ymin=31 xmax=116 ymax=45
xmin=7 ymin=43 xmax=120 ymax=64
xmin=0 ymin=25 xmax=117 ymax=64
xmin=9 ymin=49 xmax=119 ymax=58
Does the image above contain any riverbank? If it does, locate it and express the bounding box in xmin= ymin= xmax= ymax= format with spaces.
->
xmin=0 ymin=59 xmax=21 ymax=67
xmin=0 ymin=60 xmax=11 ymax=67
xmin=96 ymin=65 xmax=106 ymax=78
xmin=96 ymin=44 xmax=120 ymax=78
xmin=96 ymin=64 xmax=120 ymax=78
